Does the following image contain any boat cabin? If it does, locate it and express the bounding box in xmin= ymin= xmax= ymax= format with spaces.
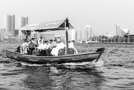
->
xmin=17 ymin=18 xmax=77 ymax=56
xmin=18 ymin=19 xmax=75 ymax=41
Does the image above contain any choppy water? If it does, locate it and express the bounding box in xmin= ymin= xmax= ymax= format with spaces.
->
xmin=1 ymin=44 xmax=134 ymax=90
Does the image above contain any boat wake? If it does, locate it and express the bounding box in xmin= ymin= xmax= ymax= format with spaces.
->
xmin=19 ymin=62 xmax=44 ymax=66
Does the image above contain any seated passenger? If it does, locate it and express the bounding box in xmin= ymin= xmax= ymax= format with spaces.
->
xmin=68 ymin=40 xmax=78 ymax=54
xmin=37 ymin=40 xmax=50 ymax=56
xmin=20 ymin=39 xmax=29 ymax=54
xmin=27 ymin=38 xmax=36 ymax=55
xmin=49 ymin=40 xmax=54 ymax=49
xmin=50 ymin=39 xmax=57 ymax=49
xmin=51 ymin=36 xmax=66 ymax=56
xmin=45 ymin=40 xmax=52 ymax=56
xmin=46 ymin=40 xmax=56 ymax=56
xmin=37 ymin=40 xmax=48 ymax=50
xmin=58 ymin=40 xmax=78 ymax=55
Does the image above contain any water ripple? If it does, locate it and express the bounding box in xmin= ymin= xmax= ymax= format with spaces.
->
xmin=0 ymin=44 xmax=134 ymax=90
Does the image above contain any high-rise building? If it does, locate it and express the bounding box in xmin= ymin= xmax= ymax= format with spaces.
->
xmin=75 ymin=30 xmax=78 ymax=41
xmin=7 ymin=15 xmax=12 ymax=32
xmin=11 ymin=15 xmax=15 ymax=32
xmin=6 ymin=14 xmax=15 ymax=33
xmin=25 ymin=16 xmax=28 ymax=25
xmin=21 ymin=16 xmax=28 ymax=27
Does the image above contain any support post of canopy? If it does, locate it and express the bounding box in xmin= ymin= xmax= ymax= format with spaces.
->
xmin=65 ymin=18 xmax=69 ymax=55
xmin=65 ymin=28 xmax=69 ymax=54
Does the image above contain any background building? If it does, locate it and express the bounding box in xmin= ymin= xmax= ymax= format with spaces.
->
xmin=7 ymin=15 xmax=12 ymax=32
xmin=21 ymin=16 xmax=28 ymax=27
xmin=0 ymin=28 xmax=8 ymax=41
xmin=75 ymin=25 xmax=93 ymax=41
xmin=6 ymin=15 xmax=15 ymax=34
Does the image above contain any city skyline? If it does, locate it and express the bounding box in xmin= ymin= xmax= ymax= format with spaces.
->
xmin=0 ymin=0 xmax=134 ymax=34
xmin=6 ymin=14 xmax=29 ymax=31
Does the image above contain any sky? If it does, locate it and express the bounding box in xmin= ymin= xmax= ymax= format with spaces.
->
xmin=0 ymin=0 xmax=134 ymax=35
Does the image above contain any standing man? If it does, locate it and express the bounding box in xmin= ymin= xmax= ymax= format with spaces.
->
xmin=37 ymin=36 xmax=44 ymax=46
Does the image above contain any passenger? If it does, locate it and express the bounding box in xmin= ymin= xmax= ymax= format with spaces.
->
xmin=45 ymin=40 xmax=52 ymax=56
xmin=32 ymin=38 xmax=38 ymax=54
xmin=34 ymin=38 xmax=38 ymax=47
xmin=49 ymin=40 xmax=53 ymax=49
xmin=47 ymin=40 xmax=53 ymax=56
xmin=68 ymin=40 xmax=78 ymax=54
xmin=37 ymin=41 xmax=43 ymax=56
xmin=56 ymin=37 xmax=66 ymax=49
xmin=43 ymin=40 xmax=50 ymax=49
xmin=37 ymin=36 xmax=44 ymax=46
xmin=37 ymin=40 xmax=49 ymax=56
xmin=51 ymin=36 xmax=66 ymax=56
xmin=28 ymin=38 xmax=36 ymax=55
xmin=20 ymin=39 xmax=29 ymax=54
xmin=37 ymin=41 xmax=43 ymax=50
xmin=51 ymin=39 xmax=57 ymax=48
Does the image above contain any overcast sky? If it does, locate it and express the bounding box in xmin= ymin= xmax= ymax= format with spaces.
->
xmin=0 ymin=0 xmax=134 ymax=34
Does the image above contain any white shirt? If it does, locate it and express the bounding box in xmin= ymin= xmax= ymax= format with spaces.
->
xmin=37 ymin=43 xmax=50 ymax=50
xmin=51 ymin=42 xmax=66 ymax=56
xmin=68 ymin=42 xmax=78 ymax=54
xmin=69 ymin=42 xmax=74 ymax=48
xmin=20 ymin=42 xmax=29 ymax=54
xmin=37 ymin=43 xmax=44 ymax=50
xmin=56 ymin=42 xmax=66 ymax=49
xmin=38 ymin=39 xmax=44 ymax=45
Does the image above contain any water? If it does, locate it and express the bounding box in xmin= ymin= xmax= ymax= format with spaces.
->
xmin=1 ymin=44 xmax=134 ymax=90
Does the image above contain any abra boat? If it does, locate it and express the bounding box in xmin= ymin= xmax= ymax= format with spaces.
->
xmin=2 ymin=18 xmax=105 ymax=65
xmin=3 ymin=48 xmax=104 ymax=64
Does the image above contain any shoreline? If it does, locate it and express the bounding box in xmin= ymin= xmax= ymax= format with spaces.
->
xmin=75 ymin=42 xmax=134 ymax=48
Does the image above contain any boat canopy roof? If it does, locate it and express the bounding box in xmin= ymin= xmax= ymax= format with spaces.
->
xmin=20 ymin=18 xmax=74 ymax=32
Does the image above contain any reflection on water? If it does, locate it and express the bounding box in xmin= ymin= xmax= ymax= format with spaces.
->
xmin=0 ymin=64 xmax=27 ymax=90
xmin=1 ymin=47 xmax=134 ymax=90
xmin=49 ymin=67 xmax=104 ymax=90
xmin=24 ymin=66 xmax=52 ymax=90
xmin=23 ymin=66 xmax=105 ymax=90
xmin=0 ymin=63 xmax=105 ymax=90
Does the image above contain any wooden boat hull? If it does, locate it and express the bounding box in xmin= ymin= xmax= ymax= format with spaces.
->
xmin=3 ymin=48 xmax=104 ymax=64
